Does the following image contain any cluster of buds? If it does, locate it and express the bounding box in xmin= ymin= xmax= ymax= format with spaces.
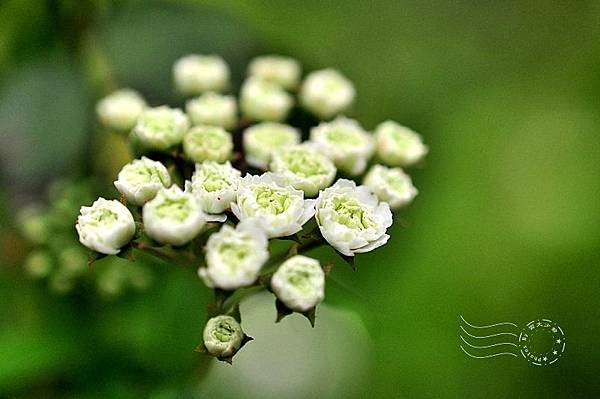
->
xmin=83 ymin=54 xmax=427 ymax=362
xmin=19 ymin=179 xmax=152 ymax=298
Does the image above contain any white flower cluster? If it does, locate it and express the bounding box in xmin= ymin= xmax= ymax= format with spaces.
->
xmin=82 ymin=54 xmax=429 ymax=360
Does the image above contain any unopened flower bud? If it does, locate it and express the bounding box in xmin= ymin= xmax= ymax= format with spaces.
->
xmin=198 ymin=221 xmax=268 ymax=290
xmin=300 ymin=69 xmax=355 ymax=119
xmin=271 ymin=255 xmax=325 ymax=312
xmin=183 ymin=125 xmax=233 ymax=163
xmin=24 ymin=250 xmax=53 ymax=278
xmin=243 ymin=122 xmax=300 ymax=169
xmin=363 ymin=165 xmax=418 ymax=209
xmin=114 ymin=157 xmax=171 ymax=205
xmin=132 ymin=106 xmax=189 ymax=151
xmin=96 ymin=89 xmax=146 ymax=132
xmin=240 ymin=77 xmax=293 ymax=122
xmin=186 ymin=92 xmax=237 ymax=129
xmin=76 ymin=198 xmax=136 ymax=255
xmin=173 ymin=54 xmax=230 ymax=96
xmin=142 ymin=185 xmax=225 ymax=246
xmin=189 ymin=161 xmax=241 ymax=214
xmin=269 ymin=143 xmax=336 ymax=197
xmin=374 ymin=121 xmax=428 ymax=167
xmin=203 ymin=315 xmax=244 ymax=357
xmin=309 ymin=117 xmax=374 ymax=175
xmin=248 ymin=55 xmax=301 ymax=90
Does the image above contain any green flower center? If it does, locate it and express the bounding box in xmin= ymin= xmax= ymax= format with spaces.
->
xmin=382 ymin=171 xmax=407 ymax=193
xmin=88 ymin=208 xmax=118 ymax=228
xmin=144 ymin=113 xmax=177 ymax=135
xmin=326 ymin=128 xmax=362 ymax=148
xmin=189 ymin=129 xmax=227 ymax=150
xmin=217 ymin=242 xmax=251 ymax=268
xmin=253 ymin=128 xmax=294 ymax=149
xmin=212 ymin=320 xmax=237 ymax=342
xmin=123 ymin=164 xmax=168 ymax=186
xmin=198 ymin=171 xmax=233 ymax=192
xmin=280 ymin=149 xmax=328 ymax=177
xmin=154 ymin=197 xmax=191 ymax=221
xmin=328 ymin=194 xmax=375 ymax=229
xmin=287 ymin=268 xmax=314 ymax=294
xmin=253 ymin=184 xmax=292 ymax=214
xmin=389 ymin=130 xmax=415 ymax=149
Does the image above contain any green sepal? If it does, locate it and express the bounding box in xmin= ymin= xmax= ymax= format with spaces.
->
xmin=87 ymin=250 xmax=107 ymax=267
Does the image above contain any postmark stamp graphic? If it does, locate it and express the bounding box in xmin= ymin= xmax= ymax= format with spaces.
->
xmin=518 ymin=319 xmax=566 ymax=366
xmin=460 ymin=315 xmax=565 ymax=366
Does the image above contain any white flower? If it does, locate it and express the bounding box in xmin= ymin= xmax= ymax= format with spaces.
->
xmin=240 ymin=77 xmax=293 ymax=122
xmin=182 ymin=125 xmax=233 ymax=163
xmin=132 ymin=106 xmax=189 ymax=151
xmin=114 ymin=157 xmax=171 ymax=205
xmin=96 ymin=89 xmax=146 ymax=132
xmin=76 ymin=198 xmax=136 ymax=255
xmin=315 ymin=179 xmax=392 ymax=256
xmin=203 ymin=315 xmax=244 ymax=357
xmin=243 ymin=122 xmax=300 ymax=169
xmin=198 ymin=221 xmax=268 ymax=290
xmin=173 ymin=54 xmax=230 ymax=96
xmin=309 ymin=117 xmax=374 ymax=175
xmin=186 ymin=92 xmax=237 ymax=129
xmin=374 ymin=121 xmax=428 ymax=167
xmin=271 ymin=255 xmax=325 ymax=312
xmin=247 ymin=55 xmax=301 ymax=90
xmin=269 ymin=143 xmax=336 ymax=197
xmin=231 ymin=173 xmax=315 ymax=238
xmin=142 ymin=185 xmax=225 ymax=246
xmin=363 ymin=165 xmax=418 ymax=210
xmin=188 ymin=161 xmax=241 ymax=214
xmin=300 ymin=68 xmax=355 ymax=119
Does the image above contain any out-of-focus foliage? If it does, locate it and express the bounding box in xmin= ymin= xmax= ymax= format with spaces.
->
xmin=1 ymin=1 xmax=600 ymax=398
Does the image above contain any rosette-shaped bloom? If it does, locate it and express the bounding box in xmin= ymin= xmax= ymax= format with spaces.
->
xmin=374 ymin=120 xmax=428 ymax=167
xmin=363 ymin=165 xmax=418 ymax=210
xmin=96 ymin=89 xmax=146 ymax=132
xmin=247 ymin=55 xmax=301 ymax=90
xmin=240 ymin=77 xmax=293 ymax=122
xmin=142 ymin=185 xmax=225 ymax=246
xmin=182 ymin=125 xmax=233 ymax=163
xmin=188 ymin=161 xmax=241 ymax=214
xmin=132 ymin=106 xmax=189 ymax=151
xmin=315 ymin=179 xmax=392 ymax=256
xmin=269 ymin=143 xmax=336 ymax=197
xmin=114 ymin=157 xmax=171 ymax=205
xmin=203 ymin=315 xmax=244 ymax=357
xmin=271 ymin=255 xmax=325 ymax=312
xmin=243 ymin=122 xmax=300 ymax=169
xmin=198 ymin=221 xmax=268 ymax=290
xmin=173 ymin=54 xmax=230 ymax=96
xmin=186 ymin=92 xmax=237 ymax=129
xmin=231 ymin=173 xmax=315 ymax=238
xmin=76 ymin=198 xmax=136 ymax=255
xmin=309 ymin=117 xmax=374 ymax=175
xmin=300 ymin=68 xmax=355 ymax=119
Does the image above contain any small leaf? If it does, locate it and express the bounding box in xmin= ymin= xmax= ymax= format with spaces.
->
xmin=322 ymin=262 xmax=334 ymax=275
xmin=336 ymin=251 xmax=356 ymax=271
xmin=302 ymin=307 xmax=317 ymax=328
xmin=116 ymin=244 xmax=135 ymax=262
xmin=275 ymin=299 xmax=293 ymax=323
xmin=87 ymin=250 xmax=107 ymax=267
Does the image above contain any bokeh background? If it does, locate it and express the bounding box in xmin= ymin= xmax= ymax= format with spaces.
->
xmin=1 ymin=1 xmax=600 ymax=398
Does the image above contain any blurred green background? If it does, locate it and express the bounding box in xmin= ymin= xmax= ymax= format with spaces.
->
xmin=1 ymin=1 xmax=600 ymax=398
